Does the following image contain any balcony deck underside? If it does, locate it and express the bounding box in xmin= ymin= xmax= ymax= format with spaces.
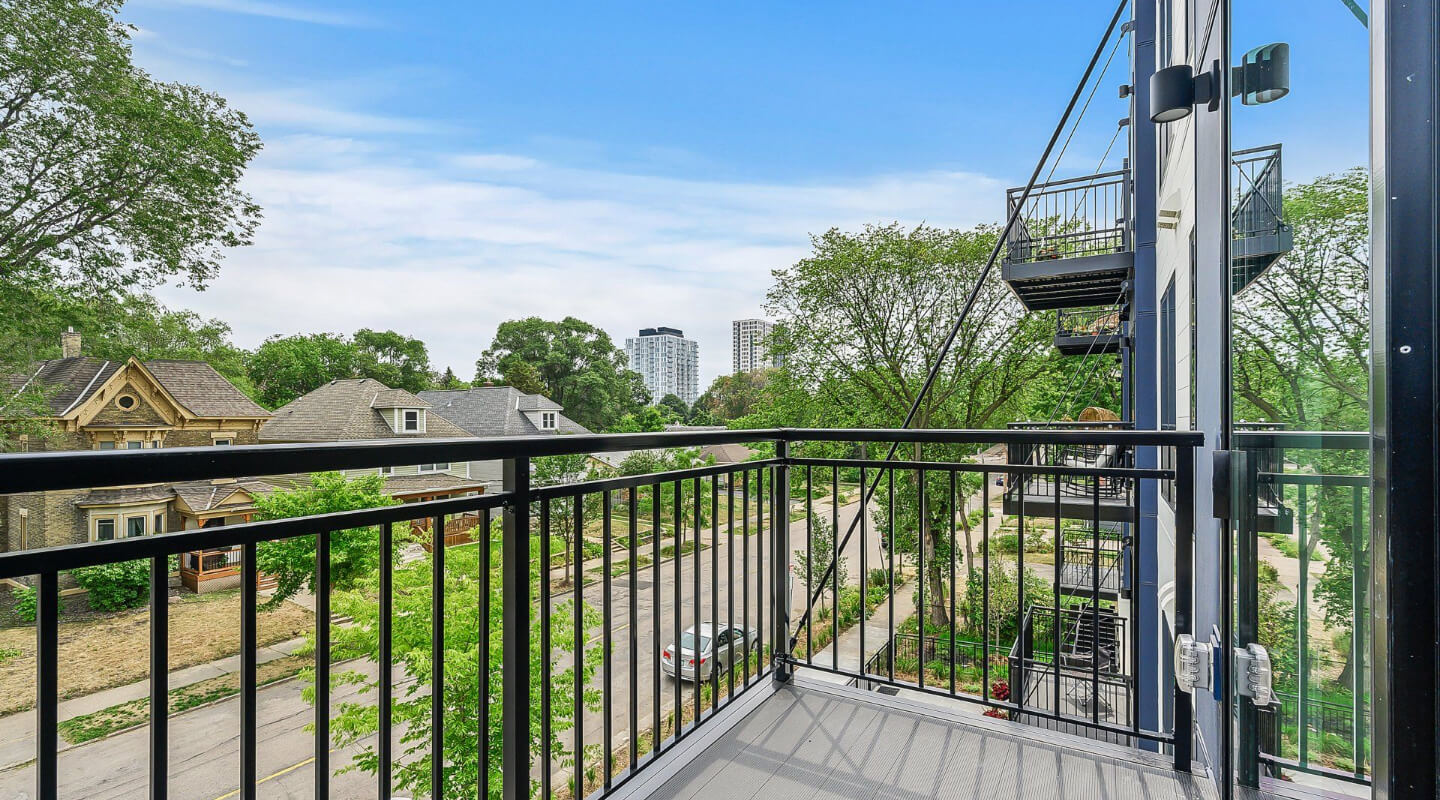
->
xmin=620 ymin=677 xmax=1216 ymax=800
xmin=1054 ymin=332 xmax=1125 ymax=356
xmin=1001 ymin=251 xmax=1133 ymax=311
xmin=1231 ymin=229 xmax=1294 ymax=295
xmin=1057 ymin=562 xmax=1122 ymax=598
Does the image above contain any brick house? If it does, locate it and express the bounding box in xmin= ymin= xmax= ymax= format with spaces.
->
xmin=0 ymin=333 xmax=272 ymax=553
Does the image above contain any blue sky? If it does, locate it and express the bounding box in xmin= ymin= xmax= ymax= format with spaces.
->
xmin=129 ymin=0 xmax=1369 ymax=385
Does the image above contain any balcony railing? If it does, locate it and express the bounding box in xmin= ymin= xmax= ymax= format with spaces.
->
xmin=1004 ymin=169 xmax=1132 ymax=264
xmin=1231 ymin=144 xmax=1294 ymax=294
xmin=0 ymin=426 xmax=1200 ymax=799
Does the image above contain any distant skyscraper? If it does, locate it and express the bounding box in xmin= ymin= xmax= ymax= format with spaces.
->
xmin=625 ymin=327 xmax=700 ymax=405
xmin=732 ymin=318 xmax=779 ymax=373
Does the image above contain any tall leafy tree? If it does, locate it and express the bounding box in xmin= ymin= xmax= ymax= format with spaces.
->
xmin=766 ymin=222 xmax=1052 ymax=628
xmin=695 ymin=370 xmax=771 ymax=422
xmin=247 ymin=333 xmax=359 ymax=409
xmin=475 ymin=317 xmax=648 ymax=430
xmin=353 ymin=328 xmax=431 ymax=394
xmin=0 ymin=0 xmax=261 ymax=293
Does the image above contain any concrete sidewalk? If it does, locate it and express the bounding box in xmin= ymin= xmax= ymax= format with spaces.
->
xmin=802 ymin=577 xmax=918 ymax=685
xmin=0 ymin=634 xmax=308 ymax=770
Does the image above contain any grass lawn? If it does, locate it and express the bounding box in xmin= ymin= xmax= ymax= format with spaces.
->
xmin=56 ymin=653 xmax=313 ymax=745
xmin=0 ymin=588 xmax=313 ymax=716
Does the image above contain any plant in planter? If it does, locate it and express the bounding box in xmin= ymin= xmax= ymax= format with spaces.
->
xmin=990 ymin=680 xmax=1010 ymax=701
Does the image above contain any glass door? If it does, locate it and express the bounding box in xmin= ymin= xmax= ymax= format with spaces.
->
xmin=1227 ymin=0 xmax=1371 ymax=793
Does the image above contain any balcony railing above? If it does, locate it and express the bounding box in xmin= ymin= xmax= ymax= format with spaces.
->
xmin=0 ymin=426 xmax=1202 ymax=800
xmin=1232 ymin=144 xmax=1294 ymax=295
xmin=1054 ymin=305 xmax=1128 ymax=355
xmin=1001 ymin=169 xmax=1134 ymax=311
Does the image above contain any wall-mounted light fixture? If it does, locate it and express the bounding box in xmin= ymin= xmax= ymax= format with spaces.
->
xmin=1150 ymin=43 xmax=1291 ymax=124
xmin=1232 ymin=43 xmax=1290 ymax=105
xmin=1149 ymin=61 xmax=1220 ymax=123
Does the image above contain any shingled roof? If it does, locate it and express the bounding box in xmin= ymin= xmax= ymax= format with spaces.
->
xmin=261 ymin=378 xmax=472 ymax=442
xmin=4 ymin=357 xmax=267 ymax=418
xmin=418 ymin=386 xmax=590 ymax=437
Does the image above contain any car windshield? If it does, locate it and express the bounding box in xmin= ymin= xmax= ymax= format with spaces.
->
xmin=679 ymin=632 xmax=710 ymax=651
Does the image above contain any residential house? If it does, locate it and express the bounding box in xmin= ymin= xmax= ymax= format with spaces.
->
xmin=417 ymin=385 xmax=590 ymax=491
xmin=260 ymin=378 xmax=487 ymax=501
xmin=0 ymin=333 xmax=271 ymax=553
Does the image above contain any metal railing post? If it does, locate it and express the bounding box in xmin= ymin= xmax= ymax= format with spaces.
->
xmin=1173 ymin=445 xmax=1194 ymax=772
xmin=501 ymin=457 xmax=530 ymax=800
xmin=773 ymin=438 xmax=792 ymax=682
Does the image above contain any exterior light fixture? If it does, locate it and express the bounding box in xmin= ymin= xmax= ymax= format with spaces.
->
xmin=1149 ymin=61 xmax=1221 ymax=123
xmin=1232 ymin=43 xmax=1290 ymax=105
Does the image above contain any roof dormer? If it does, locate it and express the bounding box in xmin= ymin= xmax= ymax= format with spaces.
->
xmin=370 ymin=387 xmax=431 ymax=434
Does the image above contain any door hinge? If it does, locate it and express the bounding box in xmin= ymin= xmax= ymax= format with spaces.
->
xmin=1174 ymin=634 xmax=1213 ymax=694
xmin=1234 ymin=643 xmax=1275 ymax=706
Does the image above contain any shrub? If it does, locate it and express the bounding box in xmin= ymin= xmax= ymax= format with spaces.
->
xmin=868 ymin=567 xmax=889 ymax=587
xmin=68 ymin=560 xmax=150 ymax=612
xmin=991 ymin=679 xmax=1010 ymax=700
xmin=11 ymin=585 xmax=37 ymax=623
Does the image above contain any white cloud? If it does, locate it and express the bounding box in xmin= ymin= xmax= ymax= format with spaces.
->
xmin=160 ymin=146 xmax=1006 ymax=386
xmin=451 ymin=154 xmax=542 ymax=171
xmin=134 ymin=0 xmax=373 ymax=27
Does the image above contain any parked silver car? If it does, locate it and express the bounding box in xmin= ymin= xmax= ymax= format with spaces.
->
xmin=661 ymin=622 xmax=760 ymax=682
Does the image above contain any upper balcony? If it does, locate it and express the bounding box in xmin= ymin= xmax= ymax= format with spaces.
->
xmin=1232 ymin=144 xmax=1294 ymax=295
xmin=0 ymin=426 xmax=1208 ymax=800
xmin=1054 ymin=306 xmax=1127 ymax=356
xmin=1000 ymin=169 xmax=1133 ymax=311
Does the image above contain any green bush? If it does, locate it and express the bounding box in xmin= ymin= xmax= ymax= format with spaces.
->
xmin=988 ymin=532 xmax=1053 ymax=555
xmin=68 ymin=560 xmax=150 ymax=612
xmin=11 ymin=585 xmax=36 ymax=623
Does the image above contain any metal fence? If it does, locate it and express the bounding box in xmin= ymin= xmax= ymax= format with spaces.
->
xmin=1004 ymin=169 xmax=1131 ymax=264
xmin=0 ymin=426 xmax=1200 ymax=798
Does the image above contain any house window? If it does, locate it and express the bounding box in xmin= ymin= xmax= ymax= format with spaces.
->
xmin=116 ymin=394 xmax=137 ymax=410
xmin=214 ymin=438 xmax=233 ymax=446
xmin=379 ymin=465 xmax=394 ymax=476
xmin=154 ymin=513 xmax=165 ymax=534
xmin=98 ymin=441 xmax=116 ymax=451
xmin=403 ymin=409 xmax=421 ymax=432
xmin=541 ymin=412 xmax=557 ymax=430
xmin=126 ymin=516 xmax=147 ymax=538
xmin=127 ymin=441 xmax=144 ymax=450
xmin=95 ymin=518 xmax=116 ymax=541
xmin=418 ymin=463 xmax=449 ymax=474
xmin=1160 ymin=278 xmax=1178 ymax=504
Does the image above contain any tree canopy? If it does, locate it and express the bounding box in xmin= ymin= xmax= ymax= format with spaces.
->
xmin=248 ymin=329 xmax=436 ymax=408
xmin=0 ymin=0 xmax=261 ymax=293
xmin=475 ymin=316 xmax=648 ymax=431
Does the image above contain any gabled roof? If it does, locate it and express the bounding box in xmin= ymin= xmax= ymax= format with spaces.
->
xmin=261 ymin=378 xmax=471 ymax=443
xmin=418 ymin=386 xmax=590 ymax=437
xmin=3 ymin=357 xmax=267 ymax=419
xmin=370 ymin=388 xmax=430 ymax=409
xmin=137 ymin=360 xmax=269 ymax=418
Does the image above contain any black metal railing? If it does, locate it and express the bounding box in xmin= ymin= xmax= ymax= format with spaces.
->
xmin=781 ymin=428 xmax=1195 ymax=758
xmin=1232 ymin=145 xmax=1286 ymax=242
xmin=0 ymin=426 xmax=1201 ymax=798
xmin=1234 ymin=429 xmax=1370 ymax=785
xmin=1004 ymin=169 xmax=1131 ymax=264
xmin=1056 ymin=307 xmax=1125 ymax=339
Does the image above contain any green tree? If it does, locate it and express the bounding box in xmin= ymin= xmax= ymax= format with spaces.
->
xmin=252 ymin=472 xmax=399 ymax=608
xmin=475 ymin=317 xmax=648 ymax=430
xmin=353 ymin=328 xmax=432 ymax=394
xmin=532 ymin=452 xmax=594 ymax=586
xmin=608 ymin=406 xmax=667 ymax=433
xmin=656 ymin=393 xmax=689 ymax=424
xmin=767 ymin=223 xmax=1051 ymax=628
xmin=322 ymin=541 xmax=600 ymax=799
xmin=795 ymin=514 xmax=847 ymax=614
xmin=0 ymin=0 xmax=261 ymax=293
xmin=695 ymin=370 xmax=771 ymax=422
xmin=433 ymin=366 xmax=470 ymax=390
xmin=247 ymin=333 xmax=359 ymax=408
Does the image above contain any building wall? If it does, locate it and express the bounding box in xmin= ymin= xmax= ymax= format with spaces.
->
xmin=625 ymin=331 xmax=700 ymax=404
xmin=731 ymin=319 xmax=777 ymax=373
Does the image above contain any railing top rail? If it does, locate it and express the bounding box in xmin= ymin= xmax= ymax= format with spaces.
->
xmin=1007 ymin=420 xmax=1135 ymax=429
xmin=1233 ymin=430 xmax=1368 ymax=450
xmin=0 ymin=490 xmax=512 ymax=580
xmin=1005 ymin=167 xmax=1130 ymax=196
xmin=0 ymin=427 xmax=1204 ymax=494
xmin=1232 ymin=143 xmax=1282 ymax=159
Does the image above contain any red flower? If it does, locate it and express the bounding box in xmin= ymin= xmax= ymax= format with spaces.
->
xmin=991 ymin=680 xmax=1010 ymax=701
xmin=983 ymin=708 xmax=1008 ymax=719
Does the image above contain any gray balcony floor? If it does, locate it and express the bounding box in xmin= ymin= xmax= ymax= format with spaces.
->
xmin=623 ymin=676 xmax=1218 ymax=800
